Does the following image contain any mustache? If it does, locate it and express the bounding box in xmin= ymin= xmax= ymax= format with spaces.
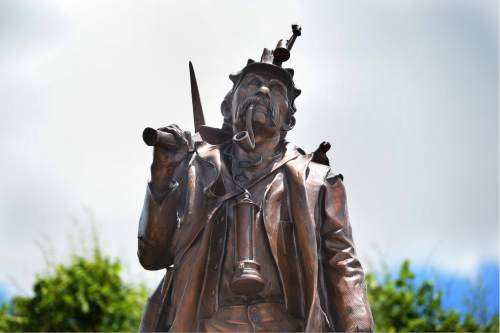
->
xmin=236 ymin=95 xmax=279 ymax=127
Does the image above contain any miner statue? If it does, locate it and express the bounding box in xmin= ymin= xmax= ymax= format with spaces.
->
xmin=137 ymin=25 xmax=374 ymax=332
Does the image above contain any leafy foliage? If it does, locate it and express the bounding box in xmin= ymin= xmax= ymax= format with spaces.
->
xmin=1 ymin=252 xmax=498 ymax=332
xmin=366 ymin=260 xmax=499 ymax=332
xmin=0 ymin=246 xmax=148 ymax=331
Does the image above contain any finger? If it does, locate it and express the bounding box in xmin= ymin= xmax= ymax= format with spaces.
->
xmin=157 ymin=126 xmax=171 ymax=132
xmin=165 ymin=125 xmax=183 ymax=138
xmin=157 ymin=125 xmax=181 ymax=135
xmin=167 ymin=126 xmax=189 ymax=148
xmin=156 ymin=126 xmax=184 ymax=144
xmin=183 ymin=131 xmax=192 ymax=149
xmin=170 ymin=124 xmax=182 ymax=132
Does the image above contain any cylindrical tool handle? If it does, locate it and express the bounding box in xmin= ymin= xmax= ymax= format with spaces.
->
xmin=142 ymin=127 xmax=179 ymax=150
xmin=230 ymin=193 xmax=265 ymax=296
xmin=235 ymin=195 xmax=255 ymax=261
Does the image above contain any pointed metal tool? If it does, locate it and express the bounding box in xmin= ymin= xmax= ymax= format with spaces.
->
xmin=189 ymin=61 xmax=205 ymax=133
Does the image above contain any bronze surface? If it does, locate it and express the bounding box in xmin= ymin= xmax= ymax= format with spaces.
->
xmin=138 ymin=24 xmax=374 ymax=332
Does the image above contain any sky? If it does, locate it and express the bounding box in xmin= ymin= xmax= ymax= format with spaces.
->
xmin=0 ymin=0 xmax=498 ymax=311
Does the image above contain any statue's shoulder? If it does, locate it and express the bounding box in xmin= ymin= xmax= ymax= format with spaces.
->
xmin=192 ymin=140 xmax=223 ymax=170
xmin=285 ymin=141 xmax=343 ymax=187
xmin=194 ymin=140 xmax=221 ymax=156
xmin=284 ymin=142 xmax=327 ymax=183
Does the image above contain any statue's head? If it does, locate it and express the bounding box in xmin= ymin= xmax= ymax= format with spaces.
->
xmin=220 ymin=25 xmax=302 ymax=152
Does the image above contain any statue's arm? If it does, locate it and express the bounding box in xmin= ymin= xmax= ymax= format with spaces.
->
xmin=320 ymin=174 xmax=374 ymax=332
xmin=137 ymin=174 xmax=184 ymax=271
xmin=138 ymin=125 xmax=191 ymax=270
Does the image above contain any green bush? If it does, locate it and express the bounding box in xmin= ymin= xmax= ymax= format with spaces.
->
xmin=366 ymin=260 xmax=499 ymax=332
xmin=1 ymin=253 xmax=498 ymax=332
xmin=0 ymin=246 xmax=148 ymax=331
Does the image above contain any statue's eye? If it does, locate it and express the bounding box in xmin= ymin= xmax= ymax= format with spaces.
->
xmin=248 ymin=78 xmax=261 ymax=87
xmin=246 ymin=75 xmax=261 ymax=87
xmin=270 ymin=82 xmax=285 ymax=96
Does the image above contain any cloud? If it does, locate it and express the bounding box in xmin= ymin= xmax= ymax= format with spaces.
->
xmin=0 ymin=0 xmax=497 ymax=291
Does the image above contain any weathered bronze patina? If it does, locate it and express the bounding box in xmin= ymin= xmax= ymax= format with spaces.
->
xmin=138 ymin=25 xmax=374 ymax=332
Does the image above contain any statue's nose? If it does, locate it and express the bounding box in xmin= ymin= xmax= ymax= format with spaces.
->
xmin=258 ymin=86 xmax=270 ymax=95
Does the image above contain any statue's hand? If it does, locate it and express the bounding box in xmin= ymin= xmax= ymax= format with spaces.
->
xmin=150 ymin=124 xmax=190 ymax=191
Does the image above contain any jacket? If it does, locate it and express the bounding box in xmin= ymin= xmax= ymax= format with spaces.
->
xmin=137 ymin=141 xmax=374 ymax=332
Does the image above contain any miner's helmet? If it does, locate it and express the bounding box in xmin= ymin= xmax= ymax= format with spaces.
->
xmin=228 ymin=24 xmax=302 ymax=114
xmin=201 ymin=25 xmax=303 ymax=144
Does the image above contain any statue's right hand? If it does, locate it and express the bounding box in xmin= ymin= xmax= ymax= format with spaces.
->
xmin=150 ymin=124 xmax=190 ymax=186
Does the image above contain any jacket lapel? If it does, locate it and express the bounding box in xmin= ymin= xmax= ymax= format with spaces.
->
xmin=262 ymin=142 xmax=304 ymax=269
xmin=262 ymin=171 xmax=286 ymax=271
xmin=284 ymin=154 xmax=323 ymax=331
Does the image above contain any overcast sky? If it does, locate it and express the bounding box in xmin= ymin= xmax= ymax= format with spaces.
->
xmin=0 ymin=0 xmax=498 ymax=293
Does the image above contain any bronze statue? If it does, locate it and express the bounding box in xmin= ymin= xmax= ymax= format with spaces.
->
xmin=138 ymin=25 xmax=374 ymax=332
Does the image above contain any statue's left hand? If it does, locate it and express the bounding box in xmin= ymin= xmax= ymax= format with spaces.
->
xmin=150 ymin=124 xmax=190 ymax=195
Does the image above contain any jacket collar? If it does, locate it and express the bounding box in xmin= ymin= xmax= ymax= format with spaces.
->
xmin=194 ymin=140 xmax=306 ymax=197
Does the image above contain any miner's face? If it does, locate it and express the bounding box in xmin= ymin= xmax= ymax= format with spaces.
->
xmin=231 ymin=73 xmax=291 ymax=138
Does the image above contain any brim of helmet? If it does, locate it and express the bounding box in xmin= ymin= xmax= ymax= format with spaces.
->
xmin=239 ymin=62 xmax=295 ymax=89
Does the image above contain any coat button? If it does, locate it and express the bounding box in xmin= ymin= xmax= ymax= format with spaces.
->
xmin=213 ymin=263 xmax=218 ymax=270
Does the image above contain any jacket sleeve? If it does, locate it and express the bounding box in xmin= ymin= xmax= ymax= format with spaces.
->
xmin=320 ymin=174 xmax=374 ymax=332
xmin=137 ymin=174 xmax=185 ymax=271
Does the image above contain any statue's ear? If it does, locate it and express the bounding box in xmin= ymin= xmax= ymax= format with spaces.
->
xmin=229 ymin=72 xmax=241 ymax=84
xmin=282 ymin=115 xmax=296 ymax=131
